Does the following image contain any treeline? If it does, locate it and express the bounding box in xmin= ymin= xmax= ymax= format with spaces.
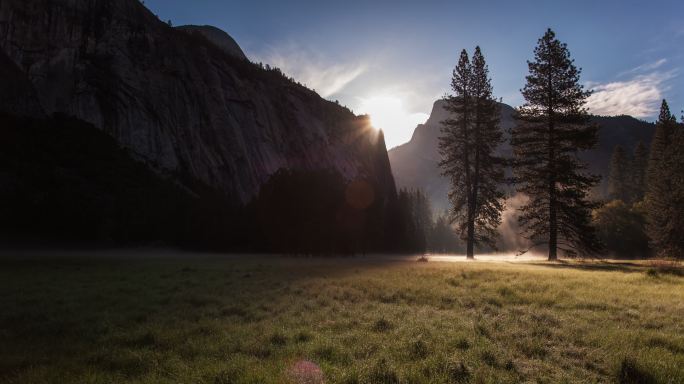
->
xmin=596 ymin=101 xmax=684 ymax=258
xmin=242 ymin=169 xmax=401 ymax=255
xmin=0 ymin=113 xmax=412 ymax=254
xmin=396 ymin=189 xmax=462 ymax=253
xmin=0 ymin=113 xmax=193 ymax=244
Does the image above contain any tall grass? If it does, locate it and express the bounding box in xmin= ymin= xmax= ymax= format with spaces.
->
xmin=0 ymin=254 xmax=682 ymax=383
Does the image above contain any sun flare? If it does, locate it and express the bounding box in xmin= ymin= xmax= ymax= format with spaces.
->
xmin=357 ymin=95 xmax=429 ymax=149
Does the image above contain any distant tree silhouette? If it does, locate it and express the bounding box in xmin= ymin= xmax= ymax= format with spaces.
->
xmin=645 ymin=100 xmax=684 ymax=258
xmin=0 ymin=113 xmax=199 ymax=245
xmin=250 ymin=169 xmax=348 ymax=255
xmin=608 ymin=145 xmax=630 ymax=202
xmin=593 ymin=200 xmax=649 ymax=258
xmin=630 ymin=141 xmax=648 ymax=202
xmin=428 ymin=213 xmax=462 ymax=253
xmin=246 ymin=169 xmax=409 ymax=255
xmin=439 ymin=47 xmax=505 ymax=259
xmin=646 ymin=100 xmax=677 ymax=187
xmin=511 ymin=29 xmax=601 ymax=260
xmin=397 ymin=189 xmax=433 ymax=253
xmin=2 ymin=111 xmax=411 ymax=254
xmin=413 ymin=190 xmax=433 ymax=250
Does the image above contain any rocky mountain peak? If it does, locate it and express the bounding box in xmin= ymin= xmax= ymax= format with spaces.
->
xmin=176 ymin=25 xmax=247 ymax=60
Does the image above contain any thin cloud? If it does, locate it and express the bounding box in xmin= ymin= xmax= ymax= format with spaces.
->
xmin=586 ymin=62 xmax=676 ymax=118
xmin=617 ymin=58 xmax=667 ymax=77
xmin=253 ymin=44 xmax=367 ymax=98
xmin=301 ymin=64 xmax=367 ymax=98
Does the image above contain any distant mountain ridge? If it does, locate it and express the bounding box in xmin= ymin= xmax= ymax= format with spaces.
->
xmin=389 ymin=100 xmax=655 ymax=212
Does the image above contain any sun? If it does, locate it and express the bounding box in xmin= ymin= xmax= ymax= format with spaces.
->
xmin=359 ymin=96 xmax=404 ymax=132
xmin=357 ymin=95 xmax=429 ymax=149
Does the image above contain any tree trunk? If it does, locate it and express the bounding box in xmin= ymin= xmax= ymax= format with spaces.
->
xmin=463 ymin=101 xmax=473 ymax=260
xmin=466 ymin=218 xmax=475 ymax=259
xmin=547 ymin=99 xmax=557 ymax=262
xmin=548 ymin=205 xmax=558 ymax=261
xmin=470 ymin=112 xmax=481 ymax=261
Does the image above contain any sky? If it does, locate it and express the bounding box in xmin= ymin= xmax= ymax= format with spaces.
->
xmin=144 ymin=0 xmax=684 ymax=149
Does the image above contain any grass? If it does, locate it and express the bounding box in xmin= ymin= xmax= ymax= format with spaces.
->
xmin=0 ymin=253 xmax=682 ymax=383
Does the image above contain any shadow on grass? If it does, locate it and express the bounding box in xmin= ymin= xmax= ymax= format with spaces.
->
xmin=527 ymin=260 xmax=649 ymax=274
xmin=528 ymin=260 xmax=684 ymax=277
xmin=0 ymin=250 xmax=415 ymax=287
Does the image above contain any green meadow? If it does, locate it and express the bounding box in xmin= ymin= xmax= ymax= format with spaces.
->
xmin=1 ymin=253 xmax=682 ymax=383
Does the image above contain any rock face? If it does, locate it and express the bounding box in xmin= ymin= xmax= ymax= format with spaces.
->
xmin=176 ymin=25 xmax=247 ymax=60
xmin=0 ymin=0 xmax=396 ymax=202
xmin=389 ymin=100 xmax=654 ymax=211
xmin=0 ymin=50 xmax=44 ymax=117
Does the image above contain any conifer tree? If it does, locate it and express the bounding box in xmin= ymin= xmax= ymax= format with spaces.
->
xmin=645 ymin=100 xmax=683 ymax=258
xmin=511 ymin=29 xmax=601 ymax=260
xmin=608 ymin=145 xmax=630 ymax=202
xmin=470 ymin=47 xmax=507 ymax=250
xmin=647 ymin=100 xmax=677 ymax=186
xmin=631 ymin=141 xmax=648 ymax=202
xmin=439 ymin=47 xmax=505 ymax=259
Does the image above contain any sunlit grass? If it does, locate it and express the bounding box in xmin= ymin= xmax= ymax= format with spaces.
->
xmin=0 ymin=254 xmax=682 ymax=383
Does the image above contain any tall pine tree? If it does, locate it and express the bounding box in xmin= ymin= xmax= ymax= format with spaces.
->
xmin=608 ymin=145 xmax=630 ymax=202
xmin=647 ymin=100 xmax=677 ymax=186
xmin=439 ymin=47 xmax=505 ymax=259
xmin=511 ymin=29 xmax=601 ymax=260
xmin=645 ymin=100 xmax=683 ymax=258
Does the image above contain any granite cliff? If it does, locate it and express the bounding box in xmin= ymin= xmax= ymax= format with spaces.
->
xmin=0 ymin=0 xmax=396 ymax=203
xmin=176 ymin=25 xmax=247 ymax=60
